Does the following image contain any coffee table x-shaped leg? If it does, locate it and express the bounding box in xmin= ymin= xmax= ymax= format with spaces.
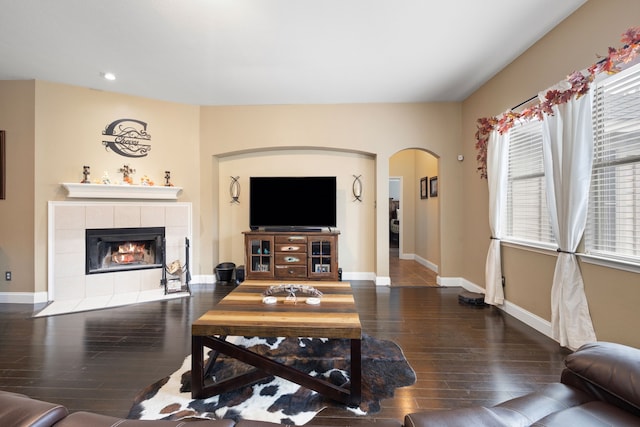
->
xmin=191 ymin=335 xmax=362 ymax=406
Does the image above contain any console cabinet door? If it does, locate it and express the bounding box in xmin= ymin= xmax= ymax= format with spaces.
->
xmin=308 ymin=235 xmax=337 ymax=280
xmin=245 ymin=235 xmax=274 ymax=279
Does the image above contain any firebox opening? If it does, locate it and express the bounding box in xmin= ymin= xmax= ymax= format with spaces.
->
xmin=86 ymin=227 xmax=165 ymax=275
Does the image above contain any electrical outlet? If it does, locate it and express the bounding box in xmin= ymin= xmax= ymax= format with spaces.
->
xmin=5 ymin=271 xmax=11 ymax=281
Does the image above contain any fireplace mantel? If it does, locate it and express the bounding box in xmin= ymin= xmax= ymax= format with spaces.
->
xmin=61 ymin=183 xmax=182 ymax=200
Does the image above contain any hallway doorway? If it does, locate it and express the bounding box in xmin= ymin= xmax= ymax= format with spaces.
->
xmin=388 ymin=148 xmax=440 ymax=287
xmin=389 ymin=177 xmax=401 ymax=255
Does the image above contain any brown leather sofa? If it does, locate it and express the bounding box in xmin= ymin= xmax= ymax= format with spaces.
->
xmin=0 ymin=389 xmax=402 ymax=427
xmin=405 ymin=341 xmax=640 ymax=426
xmin=0 ymin=389 xmax=230 ymax=427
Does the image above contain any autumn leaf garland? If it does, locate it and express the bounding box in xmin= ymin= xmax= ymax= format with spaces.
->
xmin=475 ymin=26 xmax=640 ymax=179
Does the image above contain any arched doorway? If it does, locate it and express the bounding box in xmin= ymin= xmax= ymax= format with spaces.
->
xmin=389 ymin=177 xmax=401 ymax=255
xmin=388 ymin=148 xmax=440 ymax=286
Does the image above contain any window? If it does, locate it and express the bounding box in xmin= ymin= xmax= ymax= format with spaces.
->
xmin=505 ymin=119 xmax=556 ymax=245
xmin=586 ymin=64 xmax=640 ymax=263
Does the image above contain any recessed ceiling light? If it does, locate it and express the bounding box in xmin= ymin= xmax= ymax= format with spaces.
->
xmin=102 ymin=72 xmax=116 ymax=81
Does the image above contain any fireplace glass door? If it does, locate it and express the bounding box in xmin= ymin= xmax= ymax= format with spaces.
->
xmin=86 ymin=227 xmax=165 ymax=274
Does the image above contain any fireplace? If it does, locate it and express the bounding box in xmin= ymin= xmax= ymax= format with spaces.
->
xmin=85 ymin=227 xmax=165 ymax=274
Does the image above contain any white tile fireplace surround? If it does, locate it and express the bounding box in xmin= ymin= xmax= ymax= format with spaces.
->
xmin=47 ymin=201 xmax=192 ymax=313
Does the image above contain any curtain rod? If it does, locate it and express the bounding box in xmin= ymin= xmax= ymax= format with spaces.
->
xmin=511 ymin=94 xmax=538 ymax=111
xmin=510 ymin=56 xmax=612 ymax=111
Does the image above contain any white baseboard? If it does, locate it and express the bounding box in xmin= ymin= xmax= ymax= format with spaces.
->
xmin=437 ymin=276 xmax=480 ymax=289
xmin=374 ymin=276 xmax=391 ymax=286
xmin=192 ymin=274 xmax=216 ymax=284
xmin=439 ymin=277 xmax=554 ymax=342
xmin=343 ymin=271 xmax=378 ymax=282
xmin=397 ymin=252 xmax=439 ymax=274
xmin=415 ymin=255 xmax=439 ymax=274
xmin=0 ymin=292 xmax=49 ymax=304
xmin=501 ymin=300 xmax=553 ymax=338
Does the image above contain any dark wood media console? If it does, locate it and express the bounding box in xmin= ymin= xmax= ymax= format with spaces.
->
xmin=243 ymin=229 xmax=339 ymax=281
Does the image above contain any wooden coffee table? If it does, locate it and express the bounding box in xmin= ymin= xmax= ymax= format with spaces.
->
xmin=191 ymin=280 xmax=362 ymax=405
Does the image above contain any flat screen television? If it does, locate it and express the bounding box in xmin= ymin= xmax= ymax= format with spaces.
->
xmin=249 ymin=176 xmax=337 ymax=230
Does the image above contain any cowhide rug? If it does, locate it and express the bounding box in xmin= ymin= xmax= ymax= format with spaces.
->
xmin=128 ymin=334 xmax=415 ymax=425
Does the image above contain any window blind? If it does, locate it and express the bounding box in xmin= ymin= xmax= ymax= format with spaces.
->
xmin=505 ymin=119 xmax=555 ymax=245
xmin=586 ymin=64 xmax=640 ymax=262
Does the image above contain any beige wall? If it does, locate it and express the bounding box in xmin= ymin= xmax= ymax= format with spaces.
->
xmin=32 ymin=81 xmax=200 ymax=294
xmin=416 ymin=151 xmax=440 ymax=269
xmin=0 ymin=86 xmax=461 ymax=294
xmin=217 ymin=150 xmax=376 ymax=276
xmin=461 ymin=0 xmax=640 ymax=347
xmin=0 ymin=81 xmax=35 ymax=296
xmin=199 ymin=104 xmax=461 ymax=282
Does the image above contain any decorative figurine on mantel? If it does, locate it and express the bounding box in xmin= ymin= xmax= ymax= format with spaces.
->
xmin=101 ymin=171 xmax=111 ymax=184
xmin=81 ymin=165 xmax=91 ymax=184
xmin=119 ymin=164 xmax=136 ymax=184
xmin=140 ymin=175 xmax=154 ymax=186
xmin=164 ymin=170 xmax=173 ymax=187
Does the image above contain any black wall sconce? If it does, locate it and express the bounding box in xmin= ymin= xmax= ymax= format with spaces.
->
xmin=230 ymin=176 xmax=240 ymax=203
xmin=352 ymin=174 xmax=362 ymax=202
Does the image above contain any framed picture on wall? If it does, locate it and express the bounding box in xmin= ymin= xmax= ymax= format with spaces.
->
xmin=430 ymin=176 xmax=438 ymax=197
xmin=315 ymin=264 xmax=330 ymax=273
xmin=420 ymin=177 xmax=428 ymax=199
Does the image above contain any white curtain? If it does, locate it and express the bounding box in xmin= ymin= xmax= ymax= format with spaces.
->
xmin=484 ymin=130 xmax=509 ymax=306
xmin=540 ymin=83 xmax=597 ymax=349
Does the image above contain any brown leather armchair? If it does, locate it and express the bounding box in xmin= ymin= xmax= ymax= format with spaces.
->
xmin=404 ymin=341 xmax=640 ymax=426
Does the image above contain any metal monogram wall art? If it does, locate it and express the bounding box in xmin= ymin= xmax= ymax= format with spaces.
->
xmin=102 ymin=118 xmax=151 ymax=158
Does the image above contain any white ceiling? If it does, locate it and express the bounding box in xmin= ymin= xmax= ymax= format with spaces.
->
xmin=0 ymin=0 xmax=586 ymax=106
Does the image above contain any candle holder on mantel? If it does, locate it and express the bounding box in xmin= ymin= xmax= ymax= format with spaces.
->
xmin=164 ymin=170 xmax=173 ymax=187
xmin=81 ymin=166 xmax=91 ymax=184
xmin=119 ymin=164 xmax=136 ymax=184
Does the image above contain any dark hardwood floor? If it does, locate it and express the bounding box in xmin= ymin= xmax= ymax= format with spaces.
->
xmin=0 ymin=277 xmax=570 ymax=424
xmin=389 ymin=248 xmax=439 ymax=287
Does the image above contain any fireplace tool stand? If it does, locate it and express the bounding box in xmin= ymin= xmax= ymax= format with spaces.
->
xmin=161 ymin=237 xmax=191 ymax=295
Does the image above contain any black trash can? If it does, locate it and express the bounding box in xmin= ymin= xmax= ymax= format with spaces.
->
xmin=215 ymin=262 xmax=236 ymax=283
xmin=235 ymin=265 xmax=245 ymax=284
